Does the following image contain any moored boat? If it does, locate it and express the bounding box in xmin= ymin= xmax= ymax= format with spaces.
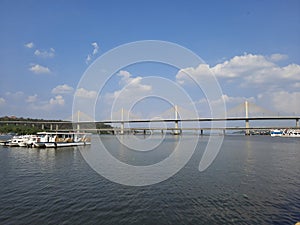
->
xmin=31 ymin=132 xmax=91 ymax=148
xmin=0 ymin=140 xmax=10 ymax=146
xmin=285 ymin=129 xmax=300 ymax=137
xmin=270 ymin=129 xmax=283 ymax=137
xmin=270 ymin=129 xmax=300 ymax=137
xmin=7 ymin=135 xmax=28 ymax=147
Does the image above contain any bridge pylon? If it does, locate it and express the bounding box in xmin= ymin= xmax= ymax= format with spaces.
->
xmin=245 ymin=101 xmax=250 ymax=135
xmin=120 ymin=108 xmax=124 ymax=135
xmin=174 ymin=105 xmax=181 ymax=135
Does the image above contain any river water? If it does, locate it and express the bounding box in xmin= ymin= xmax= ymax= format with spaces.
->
xmin=0 ymin=135 xmax=299 ymax=224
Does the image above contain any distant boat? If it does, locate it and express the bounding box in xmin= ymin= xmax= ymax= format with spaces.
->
xmin=285 ymin=129 xmax=300 ymax=137
xmin=2 ymin=132 xmax=92 ymax=148
xmin=270 ymin=129 xmax=283 ymax=137
xmin=7 ymin=135 xmax=29 ymax=147
xmin=270 ymin=129 xmax=300 ymax=137
xmin=30 ymin=132 xmax=92 ymax=148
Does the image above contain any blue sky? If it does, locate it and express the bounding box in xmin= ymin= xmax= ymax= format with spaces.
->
xmin=0 ymin=0 xmax=299 ymax=121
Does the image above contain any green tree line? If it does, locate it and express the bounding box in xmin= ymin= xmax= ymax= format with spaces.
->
xmin=0 ymin=116 xmax=113 ymax=135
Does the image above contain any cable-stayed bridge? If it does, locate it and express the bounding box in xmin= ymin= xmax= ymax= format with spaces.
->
xmin=1 ymin=101 xmax=299 ymax=135
xmin=73 ymin=101 xmax=299 ymax=135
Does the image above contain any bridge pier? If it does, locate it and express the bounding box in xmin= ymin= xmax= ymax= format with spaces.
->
xmin=296 ymin=118 xmax=299 ymax=128
xmin=245 ymin=101 xmax=250 ymax=135
xmin=174 ymin=121 xmax=180 ymax=135
xmin=245 ymin=120 xmax=250 ymax=135
xmin=120 ymin=108 xmax=125 ymax=135
xmin=55 ymin=124 xmax=58 ymax=131
xmin=200 ymin=129 xmax=203 ymax=135
xmin=120 ymin=122 xmax=124 ymax=135
xmin=77 ymin=123 xmax=80 ymax=131
xmin=50 ymin=124 xmax=53 ymax=131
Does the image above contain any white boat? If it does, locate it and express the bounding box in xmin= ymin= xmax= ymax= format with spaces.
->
xmin=270 ymin=129 xmax=283 ymax=137
xmin=0 ymin=140 xmax=10 ymax=146
xmin=285 ymin=129 xmax=300 ymax=137
xmin=25 ymin=135 xmax=40 ymax=147
xmin=31 ymin=132 xmax=91 ymax=148
xmin=18 ymin=135 xmax=32 ymax=147
xmin=7 ymin=135 xmax=29 ymax=147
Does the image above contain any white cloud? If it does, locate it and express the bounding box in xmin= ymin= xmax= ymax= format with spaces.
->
xmin=211 ymin=53 xmax=275 ymax=78
xmin=0 ymin=97 xmax=6 ymax=105
xmin=258 ymin=91 xmax=300 ymax=115
xmin=29 ymin=64 xmax=51 ymax=74
xmin=243 ymin=63 xmax=300 ymax=85
xmin=75 ymin=88 xmax=97 ymax=98
xmin=117 ymin=70 xmax=152 ymax=91
xmin=85 ymin=42 xmax=99 ymax=64
xmin=195 ymin=94 xmax=250 ymax=107
xmin=85 ymin=54 xmax=92 ymax=64
xmin=34 ymin=48 xmax=55 ymax=58
xmin=176 ymin=53 xmax=300 ymax=89
xmin=49 ymin=95 xmax=65 ymax=106
xmin=176 ymin=64 xmax=212 ymax=85
xmin=26 ymin=94 xmax=38 ymax=103
xmin=293 ymin=82 xmax=300 ymax=88
xmin=118 ymin=70 xmax=131 ymax=80
xmin=220 ymin=94 xmax=255 ymax=104
xmin=25 ymin=95 xmax=67 ymax=114
xmin=111 ymin=77 xmax=152 ymax=101
xmin=91 ymin=42 xmax=99 ymax=55
xmin=5 ymin=91 xmax=24 ymax=98
xmin=24 ymin=42 xmax=34 ymax=48
xmin=51 ymin=84 xmax=74 ymax=94
xmin=269 ymin=53 xmax=288 ymax=62
xmin=105 ymin=71 xmax=152 ymax=114
xmin=194 ymin=95 xmax=256 ymax=117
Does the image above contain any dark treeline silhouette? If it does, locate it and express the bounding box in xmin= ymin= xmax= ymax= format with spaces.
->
xmin=0 ymin=116 xmax=112 ymax=135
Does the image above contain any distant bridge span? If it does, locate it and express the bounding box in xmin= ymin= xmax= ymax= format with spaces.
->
xmin=0 ymin=116 xmax=300 ymax=124
xmin=1 ymin=116 xmax=299 ymax=135
xmin=1 ymin=102 xmax=299 ymax=135
xmin=97 ymin=116 xmax=300 ymax=124
xmin=1 ymin=116 xmax=299 ymax=124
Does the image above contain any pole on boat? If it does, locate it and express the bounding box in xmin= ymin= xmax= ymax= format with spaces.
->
xmin=245 ymin=101 xmax=250 ymax=135
xmin=76 ymin=111 xmax=80 ymax=131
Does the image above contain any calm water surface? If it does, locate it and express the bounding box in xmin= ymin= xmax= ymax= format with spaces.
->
xmin=0 ymin=135 xmax=299 ymax=225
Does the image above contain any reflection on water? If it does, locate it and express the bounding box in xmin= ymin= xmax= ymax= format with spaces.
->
xmin=79 ymin=135 xmax=199 ymax=186
xmin=0 ymin=135 xmax=299 ymax=225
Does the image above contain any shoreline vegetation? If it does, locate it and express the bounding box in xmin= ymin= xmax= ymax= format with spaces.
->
xmin=0 ymin=116 xmax=112 ymax=135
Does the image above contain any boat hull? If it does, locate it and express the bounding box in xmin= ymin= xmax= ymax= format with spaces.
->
xmin=34 ymin=141 xmax=91 ymax=148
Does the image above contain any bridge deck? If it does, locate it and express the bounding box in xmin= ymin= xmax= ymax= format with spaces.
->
xmin=1 ymin=116 xmax=298 ymax=124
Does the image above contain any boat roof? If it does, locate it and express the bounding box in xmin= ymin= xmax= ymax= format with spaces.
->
xmin=37 ymin=131 xmax=91 ymax=135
